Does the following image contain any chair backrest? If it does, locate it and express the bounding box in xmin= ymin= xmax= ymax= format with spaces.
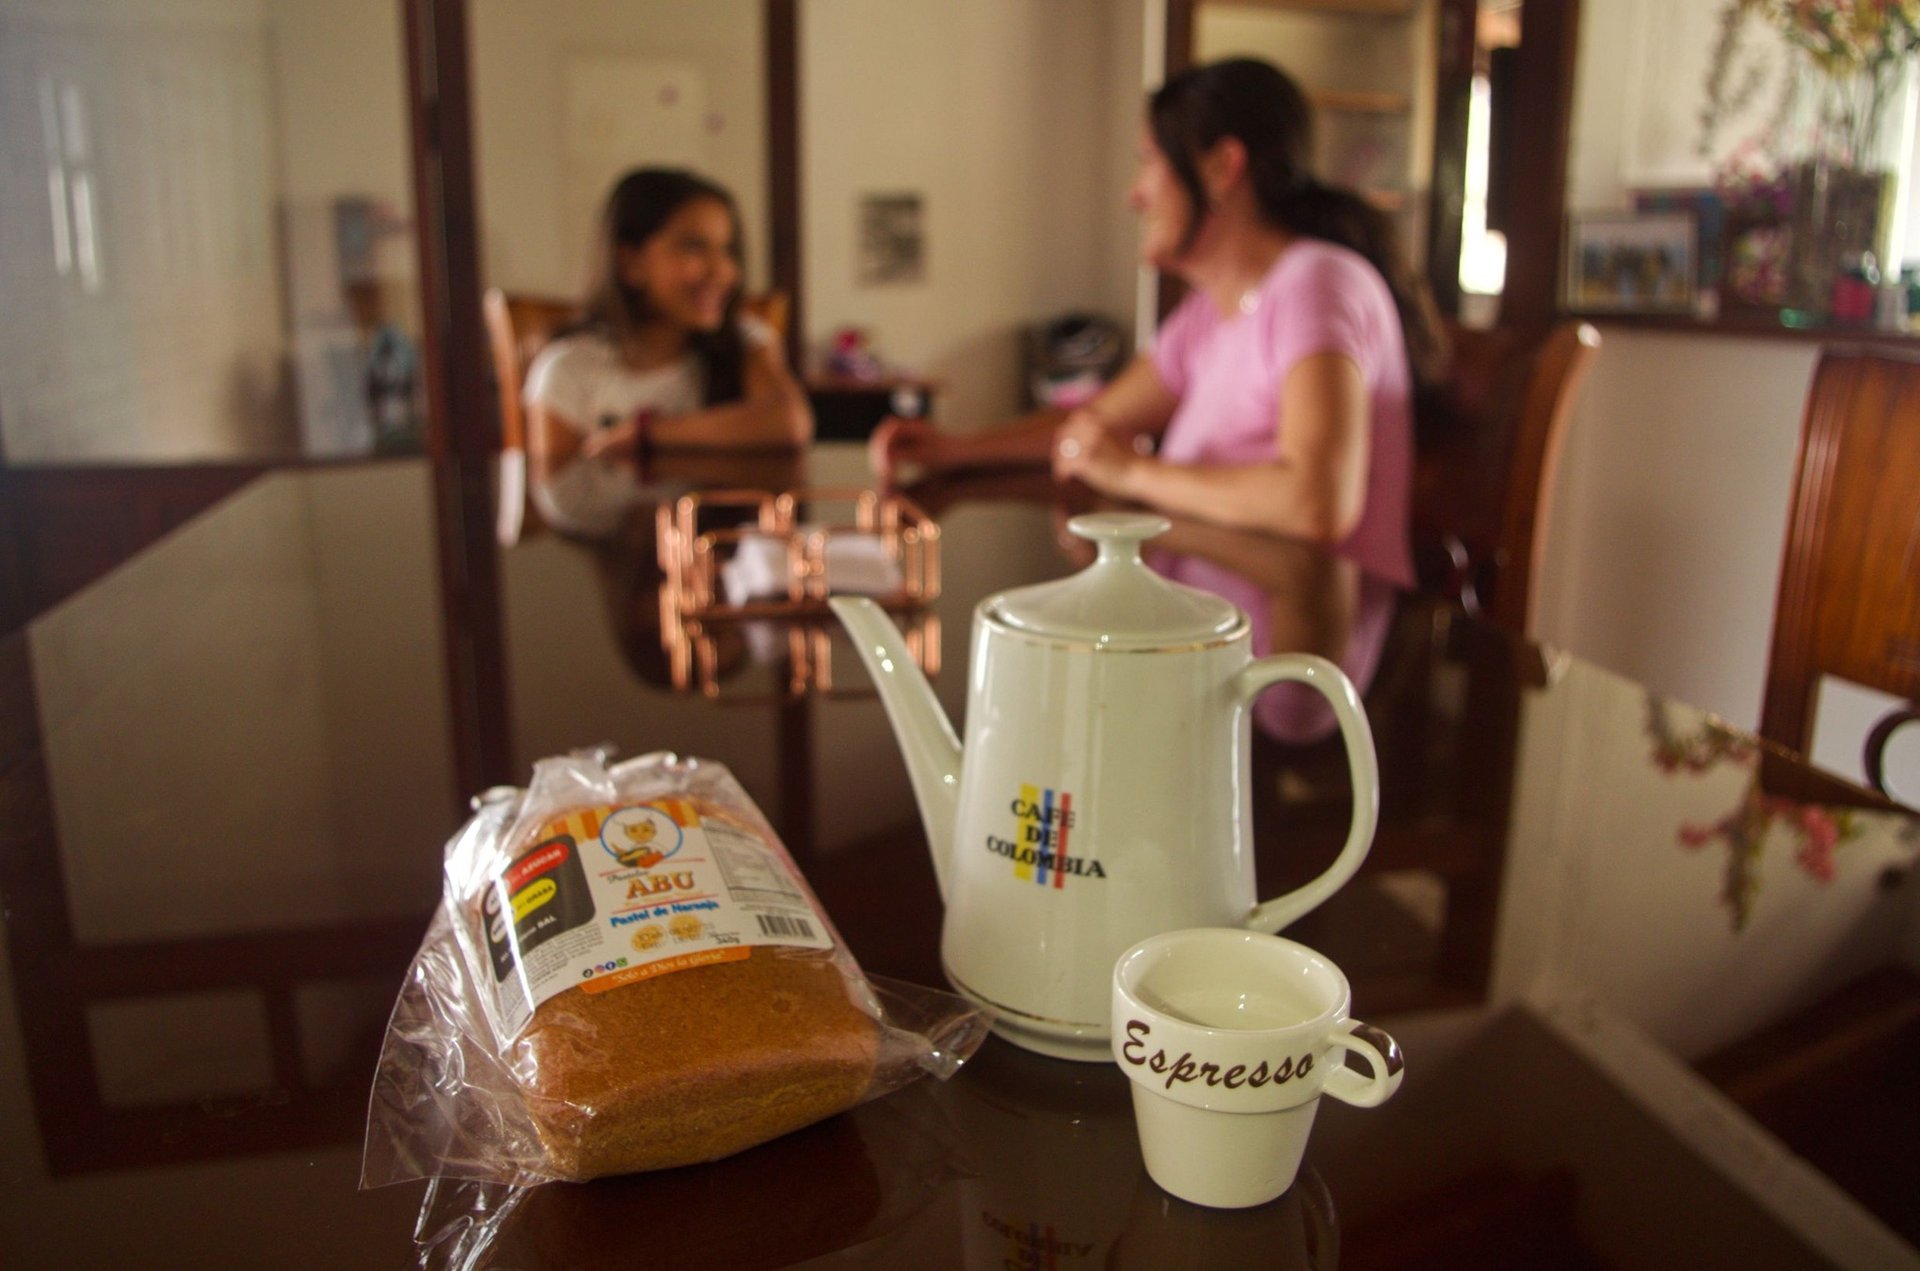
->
xmin=1412 ymin=318 xmax=1600 ymax=634
xmin=482 ymin=290 xmax=579 ymax=458
xmin=740 ymin=291 xmax=791 ymax=351
xmin=1759 ymin=349 xmax=1920 ymax=783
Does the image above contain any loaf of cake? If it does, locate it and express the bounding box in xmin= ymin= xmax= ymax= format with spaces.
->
xmin=468 ymin=784 xmax=880 ymax=1179
xmin=510 ymin=940 xmax=877 ymax=1177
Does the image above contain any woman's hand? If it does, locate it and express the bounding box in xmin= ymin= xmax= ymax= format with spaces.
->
xmin=869 ymin=416 xmax=950 ymax=482
xmin=1051 ymin=409 xmax=1140 ymax=494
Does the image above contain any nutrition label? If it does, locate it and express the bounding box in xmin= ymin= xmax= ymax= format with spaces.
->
xmin=481 ymin=799 xmax=834 ymax=1040
xmin=710 ymin=821 xmax=810 ymax=906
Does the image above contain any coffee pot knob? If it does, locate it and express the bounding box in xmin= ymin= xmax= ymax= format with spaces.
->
xmin=1066 ymin=512 xmax=1171 ymax=562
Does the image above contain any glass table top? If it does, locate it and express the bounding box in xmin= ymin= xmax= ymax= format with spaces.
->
xmin=2 ymin=446 xmax=1914 ymax=1268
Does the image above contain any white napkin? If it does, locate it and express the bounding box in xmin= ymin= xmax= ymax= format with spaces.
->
xmin=720 ymin=528 xmax=903 ymax=606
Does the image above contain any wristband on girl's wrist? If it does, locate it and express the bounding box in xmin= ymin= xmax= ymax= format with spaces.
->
xmin=632 ymin=407 xmax=657 ymax=463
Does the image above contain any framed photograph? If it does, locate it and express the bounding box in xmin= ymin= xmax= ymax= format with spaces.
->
xmin=1564 ymin=211 xmax=1698 ymax=314
xmin=858 ymin=192 xmax=924 ymax=286
xmin=1633 ymin=189 xmax=1724 ymax=293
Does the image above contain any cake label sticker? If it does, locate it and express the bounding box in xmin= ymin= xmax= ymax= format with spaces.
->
xmin=482 ymin=800 xmax=832 ymax=1040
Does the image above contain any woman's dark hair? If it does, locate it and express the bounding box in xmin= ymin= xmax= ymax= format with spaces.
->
xmin=579 ymin=167 xmax=746 ymax=405
xmin=1149 ymin=58 xmax=1446 ymax=385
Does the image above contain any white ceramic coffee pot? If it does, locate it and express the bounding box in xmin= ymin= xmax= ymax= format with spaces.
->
xmin=831 ymin=513 xmax=1378 ymax=1061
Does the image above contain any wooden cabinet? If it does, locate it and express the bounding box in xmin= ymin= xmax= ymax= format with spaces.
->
xmin=804 ymin=375 xmax=938 ymax=441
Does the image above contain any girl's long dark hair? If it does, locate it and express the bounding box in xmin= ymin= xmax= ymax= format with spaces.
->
xmin=1149 ymin=58 xmax=1446 ymax=386
xmin=579 ymin=167 xmax=746 ymax=405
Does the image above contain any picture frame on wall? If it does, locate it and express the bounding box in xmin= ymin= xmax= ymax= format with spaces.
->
xmin=858 ymin=192 xmax=925 ymax=286
xmin=1563 ymin=211 xmax=1698 ymax=314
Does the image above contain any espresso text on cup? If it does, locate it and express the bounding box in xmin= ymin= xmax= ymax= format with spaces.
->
xmin=1121 ymin=1019 xmax=1315 ymax=1092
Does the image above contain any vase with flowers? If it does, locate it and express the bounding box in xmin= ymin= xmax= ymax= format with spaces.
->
xmin=1737 ymin=0 xmax=1920 ymax=315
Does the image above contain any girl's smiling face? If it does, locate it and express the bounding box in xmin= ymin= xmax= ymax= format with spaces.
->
xmin=617 ymin=196 xmax=741 ymax=333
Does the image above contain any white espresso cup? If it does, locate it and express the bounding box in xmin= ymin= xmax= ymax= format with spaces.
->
xmin=1110 ymin=928 xmax=1404 ymax=1209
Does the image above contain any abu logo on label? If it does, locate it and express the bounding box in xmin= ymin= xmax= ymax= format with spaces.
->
xmin=600 ymin=805 xmax=683 ymax=868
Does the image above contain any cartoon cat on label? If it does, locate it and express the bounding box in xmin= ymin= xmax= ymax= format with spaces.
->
xmin=614 ymin=817 xmax=666 ymax=869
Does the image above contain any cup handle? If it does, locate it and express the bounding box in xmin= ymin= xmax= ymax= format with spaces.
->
xmin=1237 ymin=654 xmax=1380 ymax=934
xmin=1321 ymin=1021 xmax=1404 ymax=1108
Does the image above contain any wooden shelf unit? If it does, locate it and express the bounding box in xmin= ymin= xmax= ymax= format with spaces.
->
xmin=1311 ymin=88 xmax=1412 ymax=115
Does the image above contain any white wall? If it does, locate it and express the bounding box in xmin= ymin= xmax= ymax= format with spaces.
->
xmin=0 ymin=0 xmax=290 ymax=461
xmin=1535 ymin=332 xmax=1811 ymax=726
xmin=267 ymin=0 xmax=411 ymax=210
xmin=470 ymin=0 xmax=768 ymax=296
xmin=802 ymin=0 xmax=1146 ymax=430
xmin=1535 ymin=0 xmax=1819 ymax=729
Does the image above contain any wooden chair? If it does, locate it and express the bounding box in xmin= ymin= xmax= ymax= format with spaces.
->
xmin=483 ymin=291 xmax=577 ymax=546
xmin=1412 ymin=319 xmax=1600 ymax=635
xmin=482 ymin=288 xmax=792 ymax=546
xmin=1759 ymin=349 xmax=1920 ymax=801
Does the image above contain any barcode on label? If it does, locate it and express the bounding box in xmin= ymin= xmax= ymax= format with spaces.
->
xmin=755 ymin=913 xmax=814 ymax=940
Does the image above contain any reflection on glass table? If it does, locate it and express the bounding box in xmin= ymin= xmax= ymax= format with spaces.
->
xmin=653 ymin=485 xmax=941 ymax=700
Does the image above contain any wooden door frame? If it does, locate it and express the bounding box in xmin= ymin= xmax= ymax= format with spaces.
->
xmin=404 ymin=0 xmax=512 ymax=802
xmin=1492 ymin=0 xmax=1580 ymax=325
xmin=1427 ymin=0 xmax=1478 ymax=317
xmin=767 ymin=0 xmax=803 ymax=369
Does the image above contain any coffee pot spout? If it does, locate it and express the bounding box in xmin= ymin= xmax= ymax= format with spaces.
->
xmin=828 ymin=597 xmax=962 ymax=897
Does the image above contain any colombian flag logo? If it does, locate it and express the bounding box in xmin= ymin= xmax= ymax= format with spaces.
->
xmin=1012 ymin=783 xmax=1073 ymax=888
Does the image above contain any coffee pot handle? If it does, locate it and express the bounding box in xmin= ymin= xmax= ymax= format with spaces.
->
xmin=1236 ymin=655 xmax=1379 ymax=934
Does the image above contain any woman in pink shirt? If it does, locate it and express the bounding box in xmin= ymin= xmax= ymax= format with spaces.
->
xmin=871 ymin=59 xmax=1444 ymax=586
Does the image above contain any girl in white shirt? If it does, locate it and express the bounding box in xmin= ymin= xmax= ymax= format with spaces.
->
xmin=524 ymin=168 xmax=812 ymax=536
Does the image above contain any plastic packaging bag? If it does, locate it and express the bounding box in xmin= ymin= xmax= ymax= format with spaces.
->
xmin=363 ymin=750 xmax=989 ymax=1187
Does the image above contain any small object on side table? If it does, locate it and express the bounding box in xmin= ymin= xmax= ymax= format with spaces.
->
xmin=826 ymin=326 xmax=884 ymax=381
xmin=806 ymin=374 xmax=939 ymax=441
xmin=1715 ymin=171 xmax=1792 ymax=321
xmin=1828 ymin=252 xmax=1880 ymax=326
xmin=1875 ymin=280 xmax=1910 ymax=331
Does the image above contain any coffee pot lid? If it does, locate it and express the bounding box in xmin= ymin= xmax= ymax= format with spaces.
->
xmin=981 ymin=513 xmax=1243 ymax=649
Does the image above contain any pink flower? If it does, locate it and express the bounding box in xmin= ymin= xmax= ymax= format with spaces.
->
xmin=1679 ymin=822 xmax=1719 ymax=849
xmin=1797 ymin=834 xmax=1838 ymax=881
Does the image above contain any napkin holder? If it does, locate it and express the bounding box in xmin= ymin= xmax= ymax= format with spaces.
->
xmin=656 ymin=487 xmax=941 ymax=700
